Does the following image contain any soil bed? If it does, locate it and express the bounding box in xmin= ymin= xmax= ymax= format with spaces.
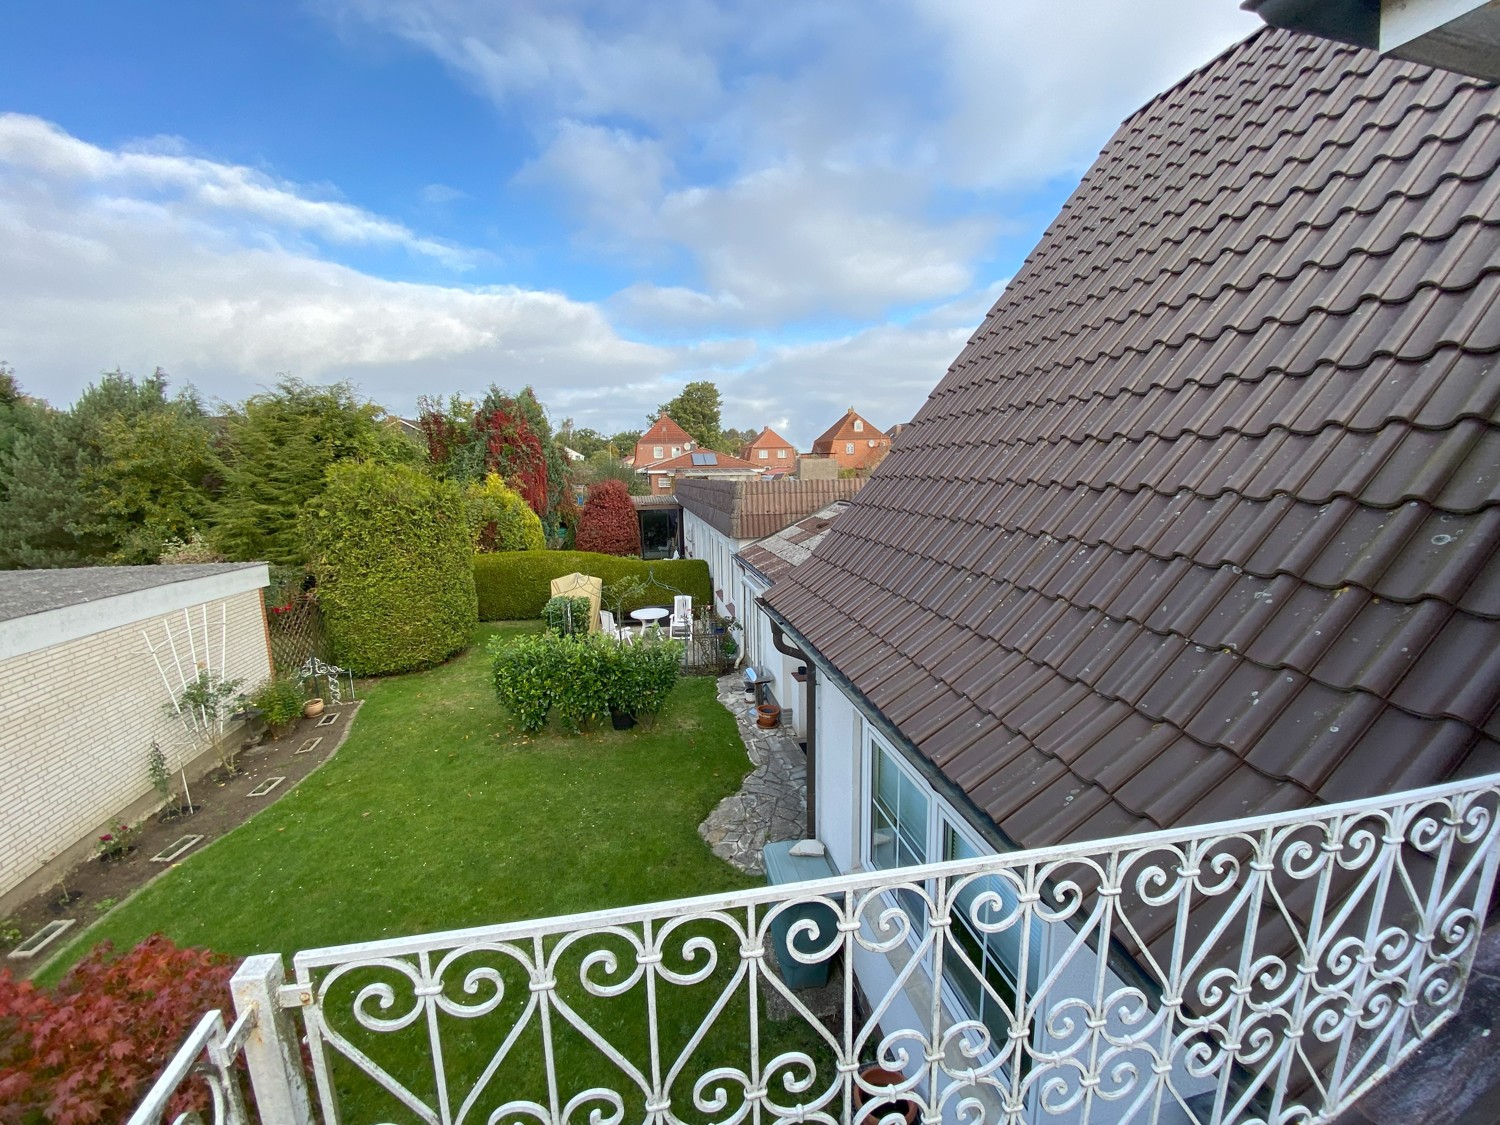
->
xmin=4 ymin=701 xmax=359 ymax=975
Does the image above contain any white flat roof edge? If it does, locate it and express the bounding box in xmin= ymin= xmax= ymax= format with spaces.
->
xmin=0 ymin=565 xmax=271 ymax=662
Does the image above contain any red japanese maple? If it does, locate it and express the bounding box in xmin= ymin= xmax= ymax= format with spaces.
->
xmin=0 ymin=935 xmax=233 ymax=1125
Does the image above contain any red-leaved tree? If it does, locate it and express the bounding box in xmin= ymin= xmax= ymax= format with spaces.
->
xmin=474 ymin=406 xmax=548 ymax=516
xmin=0 ymin=935 xmax=233 ymax=1125
xmin=575 ymin=480 xmax=640 ymax=556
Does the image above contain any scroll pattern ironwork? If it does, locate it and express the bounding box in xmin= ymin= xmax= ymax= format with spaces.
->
xmin=125 ymin=1009 xmax=254 ymax=1125
xmin=289 ymin=775 xmax=1500 ymax=1125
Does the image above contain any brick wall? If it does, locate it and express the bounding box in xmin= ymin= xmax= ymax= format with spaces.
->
xmin=0 ymin=589 xmax=271 ymax=898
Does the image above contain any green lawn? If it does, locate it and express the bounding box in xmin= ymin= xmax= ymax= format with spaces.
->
xmin=41 ymin=624 xmax=827 ymax=1122
xmin=47 ymin=623 xmax=758 ymax=977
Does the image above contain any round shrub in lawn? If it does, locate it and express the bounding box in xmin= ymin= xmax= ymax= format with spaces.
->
xmin=305 ymin=461 xmax=478 ymax=675
xmin=575 ymin=479 xmax=640 ymax=556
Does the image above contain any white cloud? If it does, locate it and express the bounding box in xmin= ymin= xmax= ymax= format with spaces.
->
xmin=322 ymin=0 xmax=1258 ymax=331
xmin=0 ymin=121 xmax=673 ymax=416
xmin=0 ymin=113 xmax=472 ymax=268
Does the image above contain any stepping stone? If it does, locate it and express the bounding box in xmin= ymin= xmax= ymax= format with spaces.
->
xmin=7 ymin=919 xmax=74 ymax=960
xmin=316 ymin=712 xmax=339 ymax=727
xmin=294 ymin=736 xmax=323 ymax=755
xmin=151 ymin=835 xmax=204 ymax=863
xmin=246 ymin=777 xmax=285 ymax=797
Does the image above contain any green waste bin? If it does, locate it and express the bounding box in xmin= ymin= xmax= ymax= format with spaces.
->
xmin=763 ymin=841 xmax=840 ymax=990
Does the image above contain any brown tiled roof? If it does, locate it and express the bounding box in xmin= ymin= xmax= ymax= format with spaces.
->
xmin=738 ymin=501 xmax=853 ymax=585
xmin=642 ymin=449 xmax=762 ymax=473
xmin=811 ymin=408 xmax=884 ymax=450
xmin=744 ymin=427 xmax=797 ymax=454
xmin=638 ymin=414 xmax=695 ymax=451
xmin=765 ymin=29 xmax=1500 ymax=848
xmin=677 ymin=478 xmax=866 ymax=540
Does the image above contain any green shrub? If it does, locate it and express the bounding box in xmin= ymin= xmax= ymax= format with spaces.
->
xmin=465 ymin=473 xmax=546 ymax=552
xmin=305 ymin=461 xmax=477 ymax=675
xmin=612 ymin=632 xmax=684 ymax=726
xmin=489 ymin=632 xmax=559 ymax=733
xmin=542 ymin=595 xmax=592 ymax=637
xmin=248 ymin=676 xmax=305 ymax=736
xmin=488 ymin=630 xmax=683 ymax=734
xmin=474 ymin=551 xmax=710 ymax=621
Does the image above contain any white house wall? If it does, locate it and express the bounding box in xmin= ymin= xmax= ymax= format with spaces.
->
xmin=681 ymin=509 xmax=753 ymax=619
xmin=0 ymin=587 xmax=272 ymax=900
xmin=812 ymin=675 xmax=1211 ymax=1124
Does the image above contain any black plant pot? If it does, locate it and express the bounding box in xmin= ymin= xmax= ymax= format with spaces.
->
xmin=610 ymin=710 xmax=638 ymax=730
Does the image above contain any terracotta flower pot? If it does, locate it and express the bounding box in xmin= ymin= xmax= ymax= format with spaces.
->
xmin=755 ymin=703 xmax=781 ymax=728
xmin=852 ymin=1066 xmax=918 ymax=1125
xmin=303 ymin=698 xmax=325 ymax=718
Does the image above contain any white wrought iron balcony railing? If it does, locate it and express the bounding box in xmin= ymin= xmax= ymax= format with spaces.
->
xmin=132 ymin=772 xmax=1500 ymax=1125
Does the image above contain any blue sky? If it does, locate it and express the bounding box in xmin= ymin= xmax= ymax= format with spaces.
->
xmin=0 ymin=1 xmax=1262 ymax=446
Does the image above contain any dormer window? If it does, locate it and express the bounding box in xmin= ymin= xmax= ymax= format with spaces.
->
xmin=854 ymin=419 xmax=864 ymax=432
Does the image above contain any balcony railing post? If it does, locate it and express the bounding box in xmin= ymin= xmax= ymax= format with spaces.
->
xmin=231 ymin=954 xmax=314 ymax=1125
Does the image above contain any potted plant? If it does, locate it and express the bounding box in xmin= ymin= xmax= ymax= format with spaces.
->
xmin=852 ymin=1066 xmax=919 ymax=1125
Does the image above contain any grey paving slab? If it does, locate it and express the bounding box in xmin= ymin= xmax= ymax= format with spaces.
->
xmin=700 ymin=674 xmax=808 ymax=876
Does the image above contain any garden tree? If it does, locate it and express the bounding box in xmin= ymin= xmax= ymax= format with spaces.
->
xmin=305 ymin=460 xmax=477 ymax=674
xmin=584 ymin=449 xmax=647 ymax=495
xmin=416 ymin=393 xmax=483 ymax=481
xmin=81 ymin=387 xmax=221 ymax=563
xmin=213 ymin=378 xmax=416 ymax=566
xmin=0 ymin=366 xmax=44 ymax=512
xmin=465 ymin=473 xmax=546 ymax=552
xmin=558 ymin=424 xmax=607 ymax=458
xmin=418 ymin=386 xmax=566 ymax=529
xmin=575 ymin=479 xmax=641 ymax=556
xmin=720 ymin=426 xmax=759 ymax=455
xmin=607 ymin=429 xmax=642 ymax=457
xmin=655 ymin=380 xmax=723 ymax=450
xmin=0 ymin=370 xmax=218 ymax=568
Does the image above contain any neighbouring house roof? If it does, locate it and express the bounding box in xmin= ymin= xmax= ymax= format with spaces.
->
xmin=631 ymin=495 xmax=682 ymax=510
xmin=743 ymin=427 xmax=797 ymax=454
xmin=738 ymin=501 xmax=853 ymax=586
xmin=677 ymin=478 xmax=866 ymax=541
xmin=636 ymin=414 xmax=696 ymax=459
xmin=811 ymin=408 xmax=884 ymax=450
xmin=641 ymin=449 xmax=763 ymax=474
xmin=765 ymin=29 xmax=1500 ymax=849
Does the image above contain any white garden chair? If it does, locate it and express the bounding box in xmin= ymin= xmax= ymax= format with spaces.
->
xmin=669 ymin=595 xmax=693 ymax=639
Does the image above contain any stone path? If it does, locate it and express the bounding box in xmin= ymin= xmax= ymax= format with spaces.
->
xmin=699 ymin=673 xmax=808 ymax=875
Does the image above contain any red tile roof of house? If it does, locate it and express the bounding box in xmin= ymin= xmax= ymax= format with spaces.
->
xmin=635 ymin=414 xmax=696 ymax=465
xmin=641 ymin=449 xmax=761 ymax=474
xmin=810 ymin=408 xmax=883 ymax=451
xmin=765 ymin=29 xmax=1500 ymax=850
xmin=744 ymin=427 xmax=796 ymax=453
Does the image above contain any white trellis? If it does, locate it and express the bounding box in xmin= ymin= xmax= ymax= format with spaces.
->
xmin=140 ymin=602 xmax=241 ymax=796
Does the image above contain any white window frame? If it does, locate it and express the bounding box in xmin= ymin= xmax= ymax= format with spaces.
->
xmin=654 ymin=445 xmax=664 ymax=459
xmin=758 ymin=449 xmax=768 ymax=459
xmin=845 ymin=442 xmax=855 ymax=455
xmin=861 ymin=727 xmax=1038 ymax=1067
xmin=854 ymin=419 xmax=864 ymax=432
xmin=777 ymin=448 xmax=787 ymax=459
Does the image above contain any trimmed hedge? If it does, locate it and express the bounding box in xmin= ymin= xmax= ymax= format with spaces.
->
xmin=474 ymin=551 xmax=711 ymax=621
xmin=305 ymin=461 xmax=478 ymax=675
